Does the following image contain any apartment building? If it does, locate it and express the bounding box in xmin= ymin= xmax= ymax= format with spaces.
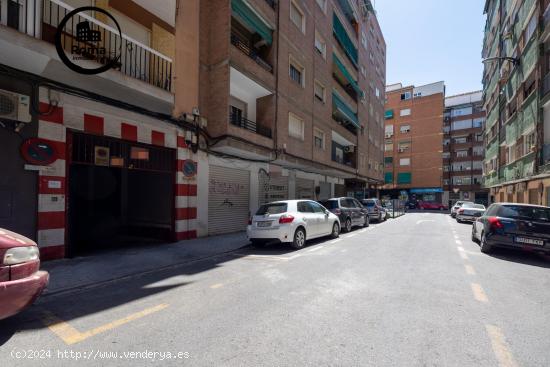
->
xmin=443 ymin=91 xmax=489 ymax=206
xmin=0 ymin=0 xmax=202 ymax=259
xmin=199 ymin=0 xmax=386 ymax=235
xmin=482 ymin=0 xmax=550 ymax=206
xmin=382 ymin=81 xmax=445 ymax=203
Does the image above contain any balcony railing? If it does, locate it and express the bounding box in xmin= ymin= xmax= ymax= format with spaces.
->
xmin=229 ymin=112 xmax=272 ymax=139
xmin=231 ymin=33 xmax=273 ymax=73
xmin=1 ymin=0 xmax=173 ymax=91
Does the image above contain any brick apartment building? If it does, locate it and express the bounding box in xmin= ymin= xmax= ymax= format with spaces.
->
xmin=199 ymin=0 xmax=386 ymax=234
xmin=381 ymin=81 xmax=445 ymax=203
xmin=443 ymin=91 xmax=489 ymax=207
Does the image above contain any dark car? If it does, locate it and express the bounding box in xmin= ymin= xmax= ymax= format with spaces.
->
xmin=361 ymin=198 xmax=386 ymax=222
xmin=319 ymin=197 xmax=369 ymax=232
xmin=0 ymin=228 xmax=49 ymax=320
xmin=472 ymin=203 xmax=550 ymax=254
xmin=405 ymin=201 xmax=417 ymax=209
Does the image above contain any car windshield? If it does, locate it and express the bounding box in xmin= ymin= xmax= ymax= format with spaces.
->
xmin=462 ymin=203 xmax=483 ymax=209
xmin=319 ymin=200 xmax=338 ymax=209
xmin=256 ymin=203 xmax=287 ymax=215
xmin=499 ymin=205 xmax=550 ymax=222
xmin=363 ymin=200 xmax=375 ymax=207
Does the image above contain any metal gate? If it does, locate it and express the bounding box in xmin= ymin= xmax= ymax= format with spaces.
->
xmin=208 ymin=166 xmax=250 ymax=235
xmin=296 ymin=178 xmax=314 ymax=199
xmin=259 ymin=171 xmax=289 ymax=205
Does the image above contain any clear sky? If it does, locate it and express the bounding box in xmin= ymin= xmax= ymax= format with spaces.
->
xmin=375 ymin=0 xmax=486 ymax=97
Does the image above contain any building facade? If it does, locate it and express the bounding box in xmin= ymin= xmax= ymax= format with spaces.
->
xmin=482 ymin=0 xmax=550 ymax=206
xmin=0 ymin=0 xmax=202 ymax=260
xmin=198 ymin=0 xmax=386 ymax=235
xmin=382 ymin=81 xmax=445 ymax=203
xmin=443 ymin=91 xmax=489 ymax=207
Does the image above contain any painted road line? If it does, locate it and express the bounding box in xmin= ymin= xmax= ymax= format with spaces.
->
xmin=486 ymin=324 xmax=519 ymax=367
xmin=471 ymin=283 xmax=489 ymax=303
xmin=42 ymin=304 xmax=169 ymax=345
xmin=345 ymin=233 xmax=357 ymax=238
xmin=456 ymin=240 xmax=463 ymax=245
xmin=457 ymin=246 xmax=465 ymax=252
xmin=307 ymin=246 xmax=324 ymax=252
xmin=465 ymin=264 xmax=476 ymax=275
xmin=459 ymin=252 xmax=469 ymax=260
xmin=416 ymin=220 xmax=435 ymax=224
xmin=210 ymin=283 xmax=224 ymax=289
xmin=330 ymin=238 xmax=342 ymax=244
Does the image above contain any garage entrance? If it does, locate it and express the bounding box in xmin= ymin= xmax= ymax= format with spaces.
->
xmin=67 ymin=132 xmax=175 ymax=256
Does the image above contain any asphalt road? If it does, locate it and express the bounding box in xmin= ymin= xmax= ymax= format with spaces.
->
xmin=1 ymin=213 xmax=549 ymax=367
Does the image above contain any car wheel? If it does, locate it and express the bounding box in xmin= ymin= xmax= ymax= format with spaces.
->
xmin=363 ymin=215 xmax=369 ymax=227
xmin=344 ymin=218 xmax=352 ymax=232
xmin=456 ymin=218 xmax=462 ymax=224
xmin=480 ymin=232 xmax=493 ymax=254
xmin=291 ymin=227 xmax=306 ymax=249
xmin=330 ymin=222 xmax=340 ymax=238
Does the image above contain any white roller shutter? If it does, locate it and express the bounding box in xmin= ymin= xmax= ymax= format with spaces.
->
xmin=259 ymin=172 xmax=289 ymax=205
xmin=208 ymin=166 xmax=250 ymax=235
xmin=296 ymin=177 xmax=314 ymax=199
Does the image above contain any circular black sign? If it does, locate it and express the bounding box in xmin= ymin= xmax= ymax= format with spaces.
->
xmin=20 ymin=138 xmax=58 ymax=165
xmin=55 ymin=7 xmax=122 ymax=75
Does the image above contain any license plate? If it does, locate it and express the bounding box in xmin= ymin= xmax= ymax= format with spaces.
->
xmin=515 ymin=237 xmax=544 ymax=246
xmin=257 ymin=221 xmax=272 ymax=227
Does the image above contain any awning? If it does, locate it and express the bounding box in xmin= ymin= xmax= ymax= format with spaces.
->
xmin=232 ymin=0 xmax=273 ymax=45
xmin=332 ymin=91 xmax=359 ymax=128
xmin=397 ymin=172 xmax=412 ymax=184
xmin=333 ymin=54 xmax=362 ymax=96
xmin=337 ymin=0 xmax=357 ymax=23
xmin=332 ymin=13 xmax=358 ymax=66
xmin=385 ymin=109 xmax=394 ymax=119
xmin=384 ymin=172 xmax=393 ymax=184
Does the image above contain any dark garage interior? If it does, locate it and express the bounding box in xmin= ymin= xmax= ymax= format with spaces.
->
xmin=68 ymin=132 xmax=175 ymax=256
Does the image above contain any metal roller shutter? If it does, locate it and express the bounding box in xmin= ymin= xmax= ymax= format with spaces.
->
xmin=259 ymin=172 xmax=288 ymax=205
xmin=296 ymin=177 xmax=314 ymax=199
xmin=208 ymin=166 xmax=250 ymax=235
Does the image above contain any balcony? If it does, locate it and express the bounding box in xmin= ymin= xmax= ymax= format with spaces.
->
xmin=331 ymin=130 xmax=356 ymax=168
xmin=332 ymin=90 xmax=359 ymax=134
xmin=333 ymin=53 xmax=361 ymax=100
xmin=229 ymin=112 xmax=271 ymax=138
xmin=1 ymin=0 xmax=173 ymax=92
xmin=332 ymin=12 xmax=358 ymax=67
xmin=231 ymin=33 xmax=273 ymax=73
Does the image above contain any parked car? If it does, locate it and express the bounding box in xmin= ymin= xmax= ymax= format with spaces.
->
xmin=418 ymin=201 xmax=448 ymax=210
xmin=361 ymin=198 xmax=386 ymax=222
xmin=0 ymin=228 xmax=49 ymax=320
xmin=456 ymin=203 xmax=486 ymax=223
xmin=318 ymin=197 xmax=369 ymax=233
xmin=247 ymin=200 xmax=340 ymax=249
xmin=472 ymin=203 xmax=550 ymax=254
xmin=405 ymin=201 xmax=417 ymax=210
xmin=451 ymin=201 xmax=474 ymax=218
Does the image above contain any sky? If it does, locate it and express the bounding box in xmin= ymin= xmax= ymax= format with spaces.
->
xmin=374 ymin=0 xmax=486 ymax=97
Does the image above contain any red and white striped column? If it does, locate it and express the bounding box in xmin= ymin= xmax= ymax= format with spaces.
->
xmin=175 ymin=132 xmax=198 ymax=240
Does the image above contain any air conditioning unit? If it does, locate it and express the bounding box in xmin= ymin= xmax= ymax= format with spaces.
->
xmin=343 ymin=145 xmax=355 ymax=153
xmin=0 ymin=89 xmax=32 ymax=123
xmin=385 ymin=133 xmax=393 ymax=138
xmin=398 ymin=148 xmax=405 ymax=153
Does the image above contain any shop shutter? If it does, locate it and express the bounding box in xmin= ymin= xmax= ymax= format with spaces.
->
xmin=208 ymin=166 xmax=250 ymax=235
xmin=259 ymin=172 xmax=289 ymax=205
xmin=296 ymin=178 xmax=314 ymax=199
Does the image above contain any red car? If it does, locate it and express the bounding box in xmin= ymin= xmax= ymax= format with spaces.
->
xmin=417 ymin=201 xmax=448 ymax=211
xmin=0 ymin=228 xmax=49 ymax=320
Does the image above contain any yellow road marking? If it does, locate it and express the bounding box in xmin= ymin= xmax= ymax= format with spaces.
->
xmin=210 ymin=283 xmax=224 ymax=289
xmin=465 ymin=264 xmax=476 ymax=275
xmin=42 ymin=304 xmax=168 ymax=345
xmin=486 ymin=324 xmax=519 ymax=367
xmin=471 ymin=283 xmax=489 ymax=303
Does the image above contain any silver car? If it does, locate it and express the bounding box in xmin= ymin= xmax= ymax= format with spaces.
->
xmin=247 ymin=200 xmax=340 ymax=249
xmin=451 ymin=201 xmax=474 ymax=218
xmin=456 ymin=203 xmax=486 ymax=223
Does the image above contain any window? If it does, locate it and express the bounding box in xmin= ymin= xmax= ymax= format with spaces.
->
xmin=400 ymin=158 xmax=410 ymax=166
xmin=452 ymin=119 xmax=473 ymax=130
xmin=289 ymin=57 xmax=304 ymax=86
xmin=400 ymin=108 xmax=411 ymax=116
xmin=375 ymin=88 xmax=380 ymax=98
xmin=473 ymin=118 xmax=485 ymax=128
xmin=314 ymin=128 xmax=325 ymax=149
xmin=400 ymin=124 xmax=410 ymax=133
xmin=398 ymin=141 xmax=410 ymax=152
xmin=361 ymin=31 xmax=368 ymax=49
xmin=525 ymin=13 xmax=537 ymax=42
xmin=413 ymin=92 xmax=422 ymax=98
xmin=314 ymin=31 xmax=326 ymax=58
xmin=288 ymin=113 xmax=304 ymax=140
xmin=314 ymin=80 xmax=325 ymax=102
xmin=400 ymin=92 xmax=411 ymax=100
xmin=385 ymin=125 xmax=394 ymax=137
xmin=290 ymin=1 xmax=305 ymax=33
xmin=385 ymin=142 xmax=393 ymax=152
xmin=315 ymin=0 xmax=326 ymax=11
xmin=454 ymin=136 xmax=467 ymax=144
xmin=361 ymin=65 xmax=366 ymax=77
xmin=456 ymin=150 xmax=468 ymax=158
xmin=523 ymin=132 xmax=536 ymax=155
xmin=450 ymin=106 xmax=472 ymax=117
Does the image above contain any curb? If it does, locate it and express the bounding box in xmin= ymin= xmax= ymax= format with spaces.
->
xmin=37 ymin=243 xmax=252 ymax=303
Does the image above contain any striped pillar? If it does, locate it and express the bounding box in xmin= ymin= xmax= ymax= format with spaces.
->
xmin=36 ymin=102 xmax=66 ymax=260
xmin=175 ymin=132 xmax=198 ymax=240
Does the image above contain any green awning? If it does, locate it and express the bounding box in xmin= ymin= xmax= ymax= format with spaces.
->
xmin=397 ymin=172 xmax=412 ymax=184
xmin=333 ymin=54 xmax=362 ymax=96
xmin=332 ymin=91 xmax=359 ymax=128
xmin=385 ymin=109 xmax=394 ymax=119
xmin=384 ymin=172 xmax=393 ymax=184
xmin=332 ymin=13 xmax=358 ymax=67
xmin=384 ymin=157 xmax=393 ymax=164
xmin=232 ymin=0 xmax=273 ymax=45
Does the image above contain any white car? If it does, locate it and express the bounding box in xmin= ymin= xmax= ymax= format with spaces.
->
xmin=456 ymin=203 xmax=486 ymax=223
xmin=247 ymin=200 xmax=340 ymax=249
xmin=450 ymin=201 xmax=474 ymax=218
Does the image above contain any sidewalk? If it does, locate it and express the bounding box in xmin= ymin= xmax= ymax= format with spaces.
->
xmin=40 ymin=232 xmax=249 ymax=297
